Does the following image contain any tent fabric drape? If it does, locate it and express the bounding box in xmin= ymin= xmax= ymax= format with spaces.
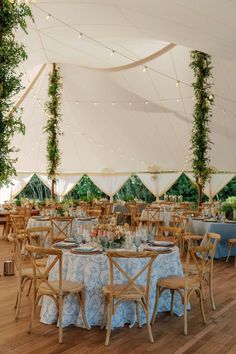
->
xmin=204 ymin=174 xmax=235 ymax=200
xmin=137 ymin=173 xmax=181 ymax=199
xmin=88 ymin=174 xmax=131 ymax=201
xmin=185 ymin=172 xmax=235 ymax=200
xmin=37 ymin=174 xmax=82 ymax=201
xmin=0 ymin=173 xmax=33 ymax=204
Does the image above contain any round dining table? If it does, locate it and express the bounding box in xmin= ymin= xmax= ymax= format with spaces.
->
xmin=40 ymin=246 xmax=185 ymax=329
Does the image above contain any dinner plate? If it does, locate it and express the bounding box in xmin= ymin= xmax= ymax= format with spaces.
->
xmin=148 ymin=241 xmax=175 ymax=247
xmin=73 ymin=246 xmax=96 ymax=252
xmin=53 ymin=241 xmax=77 ymax=248
xmin=145 ymin=246 xmax=173 ymax=253
xmin=203 ymin=219 xmax=218 ymax=222
xmin=64 ymin=238 xmax=76 ymax=243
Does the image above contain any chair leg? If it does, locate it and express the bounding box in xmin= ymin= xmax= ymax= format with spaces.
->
xmin=136 ymin=301 xmax=142 ymax=328
xmin=209 ymin=271 xmax=216 ymax=311
xmin=26 ymin=279 xmax=33 ymax=297
xmin=101 ymin=295 xmax=108 ymax=330
xmin=140 ymin=299 xmax=154 ymax=343
xmin=14 ymin=292 xmax=19 ymax=309
xmin=183 ymin=292 xmax=188 ymax=335
xmin=15 ymin=287 xmax=22 ymax=320
xmin=197 ymin=289 xmax=207 ymax=324
xmin=170 ymin=289 xmax=175 ymax=316
xmin=226 ymin=243 xmax=232 ymax=263
xmin=77 ymin=292 xmax=90 ymax=330
xmin=28 ymin=293 xmax=39 ymax=334
xmin=151 ymin=285 xmax=160 ymax=325
xmin=58 ymin=295 xmax=63 ymax=344
xmin=105 ymin=296 xmax=113 ymax=346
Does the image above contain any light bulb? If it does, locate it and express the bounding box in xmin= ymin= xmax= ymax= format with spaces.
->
xmin=78 ymin=32 xmax=83 ymax=39
xmin=176 ymin=80 xmax=180 ymax=87
xmin=145 ymin=100 xmax=149 ymax=105
xmin=143 ymin=66 xmax=147 ymax=72
xmin=46 ymin=14 xmax=51 ymax=20
xmin=110 ymin=50 xmax=115 ymax=56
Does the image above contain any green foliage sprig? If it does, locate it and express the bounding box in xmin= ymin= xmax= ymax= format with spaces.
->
xmin=44 ymin=63 xmax=62 ymax=178
xmin=0 ymin=0 xmax=33 ymax=187
xmin=190 ymin=50 xmax=214 ymax=186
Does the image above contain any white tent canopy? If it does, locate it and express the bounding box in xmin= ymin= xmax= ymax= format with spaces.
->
xmin=1 ymin=1 xmax=236 ymax=200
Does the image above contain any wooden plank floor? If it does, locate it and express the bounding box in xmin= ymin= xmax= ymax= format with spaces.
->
xmin=1 ymin=237 xmax=236 ymax=354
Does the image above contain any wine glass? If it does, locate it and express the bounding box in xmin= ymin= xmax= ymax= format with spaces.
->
xmin=133 ymin=235 xmax=141 ymax=252
xmin=100 ymin=236 xmax=108 ymax=252
xmin=76 ymin=234 xmax=83 ymax=247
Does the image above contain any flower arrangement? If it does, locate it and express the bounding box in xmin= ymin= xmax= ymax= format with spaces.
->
xmin=92 ymin=224 xmax=126 ymax=248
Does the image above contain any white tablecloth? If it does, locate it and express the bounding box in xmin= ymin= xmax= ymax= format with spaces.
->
xmin=40 ymin=247 xmax=185 ymax=328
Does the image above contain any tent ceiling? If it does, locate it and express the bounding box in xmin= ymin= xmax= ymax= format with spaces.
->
xmin=11 ymin=1 xmax=236 ymax=174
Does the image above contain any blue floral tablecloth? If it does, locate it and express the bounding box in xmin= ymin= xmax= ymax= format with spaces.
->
xmin=40 ymin=247 xmax=185 ymax=328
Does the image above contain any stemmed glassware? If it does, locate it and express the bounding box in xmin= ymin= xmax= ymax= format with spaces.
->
xmin=133 ymin=235 xmax=141 ymax=252
xmin=100 ymin=236 xmax=108 ymax=252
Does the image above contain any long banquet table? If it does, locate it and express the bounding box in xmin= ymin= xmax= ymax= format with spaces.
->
xmin=190 ymin=218 xmax=236 ymax=259
xmin=40 ymin=247 xmax=185 ymax=329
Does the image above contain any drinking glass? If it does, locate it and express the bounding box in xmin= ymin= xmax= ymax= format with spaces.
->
xmin=100 ymin=236 xmax=108 ymax=252
xmin=76 ymin=234 xmax=83 ymax=246
xmin=133 ymin=235 xmax=141 ymax=252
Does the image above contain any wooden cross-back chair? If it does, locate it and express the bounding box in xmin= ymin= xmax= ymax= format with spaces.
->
xmin=145 ymin=208 xmax=160 ymax=232
xmin=171 ymin=214 xmax=182 ymax=228
xmin=157 ymin=225 xmax=183 ymax=249
xmin=8 ymin=234 xmax=37 ymax=319
xmin=25 ymin=244 xmax=90 ymax=343
xmin=87 ymin=209 xmax=102 ymax=221
xmin=183 ymin=232 xmax=221 ymax=310
xmin=27 ymin=226 xmax=53 ymax=248
xmin=27 ymin=227 xmax=53 ymax=268
xmin=151 ymin=244 xmax=211 ymax=335
xmin=50 ymin=216 xmax=73 ymax=242
xmin=101 ymin=250 xmax=158 ymax=346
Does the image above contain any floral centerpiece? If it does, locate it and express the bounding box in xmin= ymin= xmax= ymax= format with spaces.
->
xmin=92 ymin=223 xmax=126 ymax=249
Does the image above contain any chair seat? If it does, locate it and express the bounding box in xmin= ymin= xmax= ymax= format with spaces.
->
xmin=35 ymin=258 xmax=48 ymax=267
xmin=158 ymin=275 xmax=199 ymax=290
xmin=183 ymin=234 xmax=203 ymax=241
xmin=228 ymin=239 xmax=236 ymax=244
xmin=39 ymin=280 xmax=84 ymax=295
xmin=103 ymin=283 xmax=145 ymax=299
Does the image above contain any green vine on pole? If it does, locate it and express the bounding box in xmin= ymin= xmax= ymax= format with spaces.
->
xmin=0 ymin=0 xmax=33 ymax=188
xmin=190 ymin=50 xmax=214 ymax=205
xmin=44 ymin=63 xmax=62 ymax=197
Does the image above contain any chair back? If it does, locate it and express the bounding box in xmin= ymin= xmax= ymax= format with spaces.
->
xmin=146 ymin=208 xmax=159 ymax=223
xmin=51 ymin=217 xmax=73 ymax=240
xmin=171 ymin=214 xmax=182 ymax=228
xmin=185 ymin=243 xmax=213 ymax=289
xmin=11 ymin=215 xmax=26 ymax=236
xmin=158 ymin=225 xmax=182 ymax=244
xmin=106 ymin=250 xmax=158 ymax=300
xmin=8 ymin=234 xmax=25 ymax=279
xmin=27 ymin=227 xmax=53 ymax=247
xmin=25 ymin=244 xmax=63 ymax=295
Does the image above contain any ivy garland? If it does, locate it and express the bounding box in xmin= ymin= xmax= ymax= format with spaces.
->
xmin=0 ymin=0 xmax=33 ymax=188
xmin=190 ymin=50 xmax=214 ymax=203
xmin=44 ymin=63 xmax=62 ymax=180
